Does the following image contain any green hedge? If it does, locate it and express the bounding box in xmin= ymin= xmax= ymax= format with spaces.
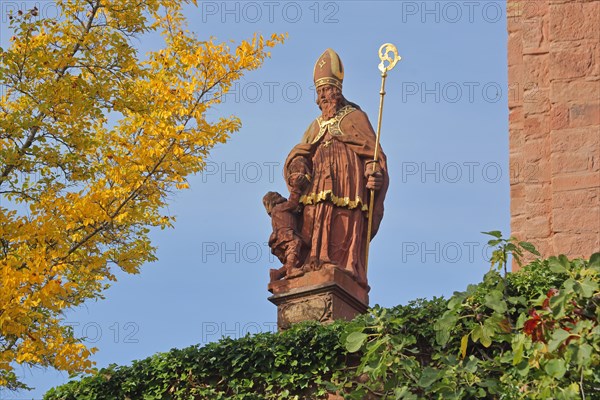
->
xmin=45 ymin=244 xmax=599 ymax=399
xmin=339 ymin=244 xmax=600 ymax=399
xmin=44 ymin=321 xmax=348 ymax=399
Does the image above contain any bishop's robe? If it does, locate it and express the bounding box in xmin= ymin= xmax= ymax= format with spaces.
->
xmin=284 ymin=105 xmax=389 ymax=285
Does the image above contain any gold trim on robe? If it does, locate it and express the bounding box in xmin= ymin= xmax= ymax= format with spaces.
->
xmin=300 ymin=189 xmax=368 ymax=212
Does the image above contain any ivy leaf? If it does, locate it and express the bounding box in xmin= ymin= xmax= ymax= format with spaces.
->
xmin=563 ymin=278 xmax=576 ymax=292
xmin=515 ymin=313 xmax=527 ymax=330
xmin=558 ymin=255 xmax=570 ymax=269
xmin=589 ymin=252 xmax=600 ymax=269
xmin=345 ymin=332 xmax=368 ymax=353
xmin=433 ymin=313 xmax=458 ymax=346
xmin=505 ymin=243 xmax=518 ymax=252
xmin=519 ymin=241 xmax=540 ymax=256
xmin=394 ymin=386 xmax=418 ymax=399
xmin=482 ymin=231 xmax=503 ymax=239
xmin=480 ymin=324 xmax=493 ymax=348
xmin=447 ymin=292 xmax=467 ymax=310
xmin=544 ymin=359 xmax=567 ymax=379
xmin=464 ymin=357 xmax=479 ymax=373
xmin=576 ymin=278 xmax=598 ymax=298
xmin=512 ymin=334 xmax=526 ymax=365
xmin=417 ymin=367 xmax=440 ymax=388
xmin=471 ymin=325 xmax=482 ymax=344
xmin=508 ymin=296 xmax=527 ymax=306
xmin=548 ymin=257 xmax=567 ymax=273
xmin=549 ymin=291 xmax=568 ymax=319
xmin=575 ymin=343 xmax=593 ymax=367
xmin=487 ymin=239 xmax=502 ymax=247
xmin=484 ymin=290 xmax=507 ymax=314
xmin=547 ymin=329 xmax=570 ymax=352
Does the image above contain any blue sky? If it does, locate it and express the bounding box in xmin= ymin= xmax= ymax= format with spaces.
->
xmin=1 ymin=1 xmax=512 ymax=397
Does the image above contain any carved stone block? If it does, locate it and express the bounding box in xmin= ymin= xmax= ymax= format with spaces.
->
xmin=268 ymin=267 xmax=369 ymax=330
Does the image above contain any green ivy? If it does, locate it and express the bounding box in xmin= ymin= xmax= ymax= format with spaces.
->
xmin=339 ymin=236 xmax=599 ymax=399
xmin=44 ymin=322 xmax=349 ymax=400
xmin=44 ymin=234 xmax=599 ymax=400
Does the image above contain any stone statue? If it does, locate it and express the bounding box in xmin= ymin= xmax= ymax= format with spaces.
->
xmin=266 ymin=48 xmax=388 ymax=288
xmin=263 ymin=190 xmax=304 ymax=281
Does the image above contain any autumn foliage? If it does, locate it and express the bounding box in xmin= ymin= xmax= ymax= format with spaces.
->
xmin=0 ymin=0 xmax=284 ymax=389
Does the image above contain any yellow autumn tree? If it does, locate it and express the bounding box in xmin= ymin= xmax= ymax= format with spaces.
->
xmin=0 ymin=0 xmax=284 ymax=389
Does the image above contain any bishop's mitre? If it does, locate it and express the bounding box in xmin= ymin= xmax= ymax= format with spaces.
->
xmin=313 ymin=48 xmax=344 ymax=90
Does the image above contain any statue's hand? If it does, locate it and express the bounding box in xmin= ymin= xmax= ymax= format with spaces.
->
xmin=364 ymin=160 xmax=383 ymax=191
xmin=366 ymin=171 xmax=383 ymax=191
xmin=364 ymin=160 xmax=379 ymax=176
xmin=288 ymin=172 xmax=310 ymax=190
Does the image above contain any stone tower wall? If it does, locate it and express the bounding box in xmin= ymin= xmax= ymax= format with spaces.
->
xmin=507 ymin=0 xmax=599 ymax=268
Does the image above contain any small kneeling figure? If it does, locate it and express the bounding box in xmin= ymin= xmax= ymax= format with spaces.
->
xmin=263 ymin=191 xmax=305 ymax=281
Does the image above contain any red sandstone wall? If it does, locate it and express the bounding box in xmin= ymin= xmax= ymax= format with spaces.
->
xmin=508 ymin=0 xmax=600 ymax=269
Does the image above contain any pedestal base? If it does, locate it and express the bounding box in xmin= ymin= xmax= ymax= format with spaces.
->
xmin=268 ymin=267 xmax=369 ymax=330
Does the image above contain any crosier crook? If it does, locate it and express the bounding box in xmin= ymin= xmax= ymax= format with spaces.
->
xmin=365 ymin=43 xmax=402 ymax=275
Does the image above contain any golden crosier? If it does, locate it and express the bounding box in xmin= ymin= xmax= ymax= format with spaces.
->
xmin=365 ymin=43 xmax=402 ymax=275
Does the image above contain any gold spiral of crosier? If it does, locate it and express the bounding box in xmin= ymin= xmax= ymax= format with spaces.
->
xmin=378 ymin=43 xmax=402 ymax=74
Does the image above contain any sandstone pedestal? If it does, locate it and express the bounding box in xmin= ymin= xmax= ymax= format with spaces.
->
xmin=268 ymin=267 xmax=369 ymax=330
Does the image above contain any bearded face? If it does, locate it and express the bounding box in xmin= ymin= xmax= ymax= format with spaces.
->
xmin=316 ymin=85 xmax=343 ymax=120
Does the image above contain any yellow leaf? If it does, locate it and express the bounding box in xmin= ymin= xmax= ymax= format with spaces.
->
xmin=460 ymin=334 xmax=469 ymax=359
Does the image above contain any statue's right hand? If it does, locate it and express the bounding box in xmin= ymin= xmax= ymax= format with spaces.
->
xmin=364 ymin=160 xmax=380 ymax=178
xmin=288 ymin=172 xmax=310 ymax=190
